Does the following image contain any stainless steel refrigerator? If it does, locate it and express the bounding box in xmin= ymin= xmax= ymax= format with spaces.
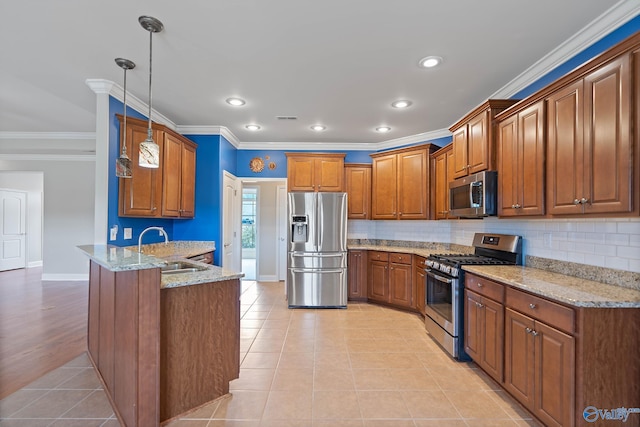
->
xmin=287 ymin=192 xmax=348 ymax=308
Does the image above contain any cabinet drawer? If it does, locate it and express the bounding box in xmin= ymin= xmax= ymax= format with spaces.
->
xmin=389 ymin=253 xmax=411 ymax=265
xmin=465 ymin=274 xmax=505 ymax=303
xmin=414 ymin=256 xmax=426 ymax=269
xmin=369 ymin=251 xmax=389 ymax=262
xmin=506 ymin=287 xmax=575 ymax=334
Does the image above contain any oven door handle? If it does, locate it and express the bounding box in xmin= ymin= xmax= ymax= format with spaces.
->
xmin=425 ymin=269 xmax=453 ymax=284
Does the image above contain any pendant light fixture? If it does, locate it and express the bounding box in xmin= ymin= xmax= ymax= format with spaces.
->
xmin=114 ymin=58 xmax=136 ymax=178
xmin=138 ymin=15 xmax=164 ymax=168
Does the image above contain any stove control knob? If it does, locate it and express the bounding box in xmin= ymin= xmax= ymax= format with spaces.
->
xmin=450 ymin=268 xmax=458 ymax=277
xmin=441 ymin=265 xmax=450 ymax=274
xmin=432 ymin=262 xmax=440 ymax=270
xmin=426 ymin=260 xmax=434 ymax=268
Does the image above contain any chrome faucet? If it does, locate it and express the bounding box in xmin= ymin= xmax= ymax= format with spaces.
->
xmin=138 ymin=226 xmax=169 ymax=253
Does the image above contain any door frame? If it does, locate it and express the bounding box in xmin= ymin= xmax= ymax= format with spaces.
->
xmin=276 ymin=184 xmax=287 ymax=281
xmin=222 ymin=171 xmax=241 ymax=272
xmin=0 ymin=189 xmax=27 ymax=271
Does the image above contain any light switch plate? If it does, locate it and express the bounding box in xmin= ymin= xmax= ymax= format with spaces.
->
xmin=110 ymin=226 xmax=118 ymax=241
xmin=124 ymin=228 xmax=132 ymax=239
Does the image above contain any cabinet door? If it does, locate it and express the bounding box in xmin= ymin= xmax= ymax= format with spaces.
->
xmin=316 ymin=158 xmax=344 ymax=192
xmin=498 ymin=114 xmax=519 ymax=216
xmin=367 ymin=260 xmax=388 ymax=302
xmin=180 ymin=142 xmax=196 ymax=217
xmin=547 ymin=81 xmax=585 ymax=215
xmin=414 ymin=258 xmax=426 ymax=314
xmin=371 ymin=155 xmax=397 ymax=219
xmin=345 ymin=166 xmax=371 ymax=219
xmin=534 ymin=321 xmax=575 ymax=427
xmin=161 ymin=133 xmax=183 ymax=217
xmin=583 ymin=55 xmax=632 ymax=214
xmin=468 ymin=110 xmax=490 ymax=174
xmin=481 ymin=296 xmax=504 ymax=382
xmin=397 ymin=149 xmax=428 ymax=219
xmin=119 ymin=122 xmax=163 ymax=217
xmin=287 ymin=157 xmax=316 ymax=192
xmin=452 ymin=126 xmax=469 ymax=178
xmin=504 ymin=308 xmax=536 ymax=411
xmin=348 ymin=250 xmax=367 ymax=300
xmin=433 ymin=150 xmax=448 ymax=220
xmin=518 ymin=101 xmax=545 ymax=216
xmin=389 ymin=262 xmax=412 ymax=307
xmin=464 ymin=290 xmax=482 ymax=362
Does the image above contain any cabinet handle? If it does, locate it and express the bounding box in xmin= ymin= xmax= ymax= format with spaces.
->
xmin=531 ymin=330 xmax=539 ymax=337
xmin=580 ymin=197 xmax=589 ymax=204
xmin=529 ymin=303 xmax=536 ymax=309
xmin=525 ymin=327 xmax=532 ymax=334
xmin=477 ymin=303 xmax=484 ymax=308
xmin=511 ymin=204 xmax=516 ymax=209
xmin=476 ymin=282 xmax=483 ymax=287
xmin=573 ymin=199 xmax=581 ymax=205
xmin=515 ymin=204 xmax=521 ymax=209
xmin=152 ymin=207 xmax=157 ymax=211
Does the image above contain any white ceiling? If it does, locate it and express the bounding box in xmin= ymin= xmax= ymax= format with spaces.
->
xmin=0 ymin=0 xmax=636 ymax=148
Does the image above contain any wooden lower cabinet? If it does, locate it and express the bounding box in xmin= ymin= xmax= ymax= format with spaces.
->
xmin=367 ymin=252 xmax=389 ymax=303
xmin=504 ymin=307 xmax=574 ymax=427
xmin=414 ymin=256 xmax=426 ymax=315
xmin=388 ymin=253 xmax=412 ymax=308
xmin=364 ymin=251 xmax=420 ymax=311
xmin=465 ymin=289 xmax=504 ymax=383
xmin=347 ymin=250 xmax=367 ymax=300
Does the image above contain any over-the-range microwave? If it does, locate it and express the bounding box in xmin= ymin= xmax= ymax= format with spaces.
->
xmin=449 ymin=170 xmax=497 ymax=218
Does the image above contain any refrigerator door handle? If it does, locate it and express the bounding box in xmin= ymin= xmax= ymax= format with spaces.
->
xmin=291 ymin=269 xmax=344 ymax=274
xmin=291 ymin=252 xmax=344 ymax=257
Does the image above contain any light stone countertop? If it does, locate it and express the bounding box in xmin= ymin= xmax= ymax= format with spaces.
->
xmin=347 ymin=244 xmax=464 ymax=258
xmin=462 ymin=265 xmax=640 ymax=308
xmin=77 ymin=242 xmax=243 ymax=289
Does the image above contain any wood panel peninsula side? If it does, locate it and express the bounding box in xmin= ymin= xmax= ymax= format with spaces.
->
xmin=78 ymin=243 xmax=242 ymax=427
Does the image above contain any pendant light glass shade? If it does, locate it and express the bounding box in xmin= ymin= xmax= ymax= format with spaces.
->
xmin=138 ymin=16 xmax=164 ymax=169
xmin=115 ymin=58 xmax=135 ymax=178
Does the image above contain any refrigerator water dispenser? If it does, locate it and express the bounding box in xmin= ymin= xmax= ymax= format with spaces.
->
xmin=291 ymin=215 xmax=308 ymax=242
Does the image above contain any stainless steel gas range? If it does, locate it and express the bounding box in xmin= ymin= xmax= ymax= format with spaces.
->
xmin=424 ymin=233 xmax=522 ymax=360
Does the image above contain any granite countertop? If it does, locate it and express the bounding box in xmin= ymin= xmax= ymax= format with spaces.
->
xmin=77 ymin=241 xmax=243 ymax=289
xmin=463 ymin=265 xmax=640 ymax=308
xmin=347 ymin=244 xmax=463 ymax=258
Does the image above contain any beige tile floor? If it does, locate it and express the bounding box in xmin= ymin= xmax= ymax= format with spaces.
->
xmin=0 ymin=281 xmax=543 ymax=427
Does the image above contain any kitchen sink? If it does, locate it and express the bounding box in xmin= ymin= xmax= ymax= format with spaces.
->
xmin=160 ymin=261 xmax=208 ymax=275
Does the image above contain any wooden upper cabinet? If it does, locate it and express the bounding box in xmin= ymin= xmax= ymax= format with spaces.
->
xmin=497 ymin=100 xmax=545 ymax=217
xmin=345 ymin=164 xmax=371 ymax=219
xmin=286 ymin=153 xmax=345 ymax=192
xmin=371 ymin=144 xmax=436 ymax=220
xmin=118 ymin=118 xmax=164 ymax=217
xmin=431 ymin=144 xmax=456 ymax=220
xmin=118 ymin=115 xmax=197 ymax=218
xmin=547 ymin=54 xmax=632 ymax=215
xmin=450 ymin=100 xmax=520 ymax=179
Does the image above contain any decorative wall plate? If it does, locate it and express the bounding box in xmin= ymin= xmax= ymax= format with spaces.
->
xmin=249 ymin=157 xmax=265 ymax=172
xmin=268 ymin=162 xmax=277 ymax=170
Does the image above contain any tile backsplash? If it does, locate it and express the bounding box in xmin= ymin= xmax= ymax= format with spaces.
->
xmin=348 ymin=217 xmax=640 ymax=274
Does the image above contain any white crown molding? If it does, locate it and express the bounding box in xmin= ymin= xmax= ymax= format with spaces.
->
xmin=375 ymin=128 xmax=452 ymax=151
xmin=0 ymin=154 xmax=95 ymax=161
xmin=0 ymin=132 xmax=96 ymax=140
xmin=177 ymin=125 xmax=241 ymax=148
xmin=237 ymin=140 xmax=380 ymax=151
xmin=86 ymin=78 xmax=178 ymax=131
xmin=490 ymin=1 xmax=640 ymax=98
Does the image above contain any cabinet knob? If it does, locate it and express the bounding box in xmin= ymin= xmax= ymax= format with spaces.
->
xmin=476 ymin=283 xmax=483 ymax=287
xmin=511 ymin=204 xmax=516 ymax=209
xmin=478 ymin=303 xmax=484 ymax=308
xmin=573 ymin=199 xmax=581 ymax=205
xmin=152 ymin=207 xmax=157 ymax=211
xmin=531 ymin=330 xmax=539 ymax=337
xmin=580 ymin=197 xmax=589 ymax=204
xmin=525 ymin=327 xmax=532 ymax=334
xmin=529 ymin=303 xmax=537 ymax=309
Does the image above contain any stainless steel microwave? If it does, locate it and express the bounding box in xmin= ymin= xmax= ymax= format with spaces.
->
xmin=449 ymin=170 xmax=497 ymax=218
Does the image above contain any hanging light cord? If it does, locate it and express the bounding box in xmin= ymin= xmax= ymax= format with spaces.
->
xmin=147 ymin=28 xmax=153 ymax=140
xmin=122 ymin=67 xmax=128 ymax=156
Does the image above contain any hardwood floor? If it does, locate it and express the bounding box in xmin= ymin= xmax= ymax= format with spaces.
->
xmin=0 ymin=267 xmax=88 ymax=399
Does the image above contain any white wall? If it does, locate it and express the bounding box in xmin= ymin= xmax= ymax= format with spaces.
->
xmin=0 ymin=158 xmax=95 ymax=279
xmin=0 ymin=171 xmax=43 ymax=266
xmin=256 ymin=181 xmax=281 ymax=281
xmin=348 ymin=217 xmax=640 ymax=273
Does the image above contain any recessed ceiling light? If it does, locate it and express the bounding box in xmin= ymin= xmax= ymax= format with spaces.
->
xmin=245 ymin=124 xmax=261 ymax=131
xmin=376 ymin=126 xmax=391 ymax=133
xmin=391 ymin=100 xmax=412 ymax=108
xmin=418 ymin=56 xmax=443 ymax=68
xmin=310 ymin=125 xmax=326 ymax=131
xmin=226 ymin=97 xmax=246 ymax=106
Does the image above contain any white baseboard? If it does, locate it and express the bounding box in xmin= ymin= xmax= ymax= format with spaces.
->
xmin=28 ymin=261 xmax=43 ymax=268
xmin=41 ymin=273 xmax=89 ymax=281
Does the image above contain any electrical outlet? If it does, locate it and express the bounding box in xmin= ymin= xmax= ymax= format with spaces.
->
xmin=124 ymin=228 xmax=132 ymax=239
xmin=543 ymin=233 xmax=552 ymax=249
xmin=110 ymin=225 xmax=118 ymax=241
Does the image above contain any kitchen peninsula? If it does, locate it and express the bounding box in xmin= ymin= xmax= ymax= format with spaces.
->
xmin=78 ymin=242 xmax=243 ymax=426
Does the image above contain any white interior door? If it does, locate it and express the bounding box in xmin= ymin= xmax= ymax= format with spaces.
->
xmin=0 ymin=190 xmax=27 ymax=271
xmin=276 ymin=185 xmax=287 ymax=281
xmin=222 ymin=172 xmax=241 ymax=272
